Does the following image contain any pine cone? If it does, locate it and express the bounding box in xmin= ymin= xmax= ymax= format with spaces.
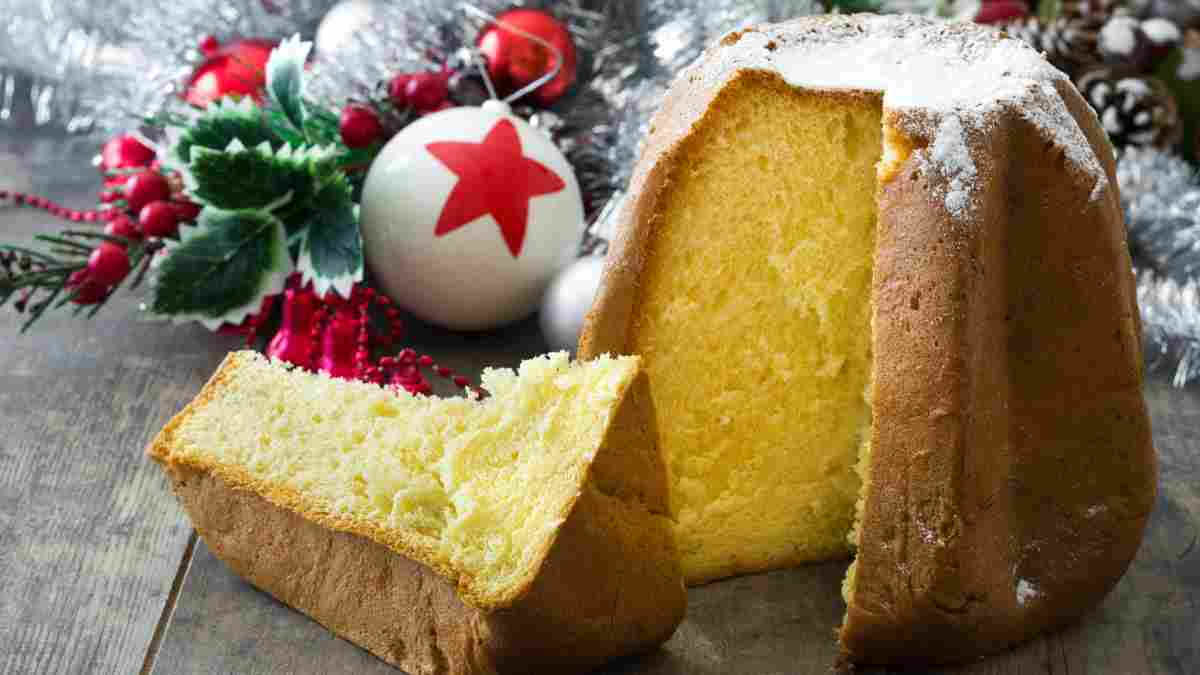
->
xmin=1003 ymin=15 xmax=1105 ymax=78
xmin=1076 ymin=67 xmax=1183 ymax=149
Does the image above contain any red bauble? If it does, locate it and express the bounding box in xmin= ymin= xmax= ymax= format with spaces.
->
xmin=975 ymin=0 xmax=1030 ymax=24
xmin=266 ymin=286 xmax=319 ymax=367
xmin=104 ymin=216 xmax=142 ymax=240
xmin=477 ymin=9 xmax=577 ymax=106
xmin=87 ymin=242 xmax=131 ymax=286
xmin=124 ymin=171 xmax=171 ymax=213
xmin=339 ymin=105 xmax=384 ymax=148
xmin=100 ymin=134 xmax=155 ymax=171
xmin=184 ymin=38 xmax=276 ymax=108
xmin=66 ymin=270 xmax=108 ymax=305
xmin=139 ymin=201 xmax=180 ymax=238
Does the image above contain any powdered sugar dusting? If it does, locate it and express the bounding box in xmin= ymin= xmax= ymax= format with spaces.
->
xmin=927 ymin=115 xmax=978 ymax=218
xmin=683 ymin=15 xmax=1110 ymax=215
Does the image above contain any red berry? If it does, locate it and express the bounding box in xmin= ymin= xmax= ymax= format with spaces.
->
xmin=104 ymin=216 xmax=141 ymax=240
xmin=387 ymin=74 xmax=413 ymax=107
xmin=339 ymin=105 xmax=384 ymax=148
xmin=100 ymin=134 xmax=156 ymax=171
xmin=124 ymin=171 xmax=171 ymax=213
xmin=424 ymin=101 xmax=455 ymax=115
xmin=405 ymin=72 xmax=449 ymax=112
xmin=66 ymin=270 xmax=108 ymax=305
xmin=172 ymin=199 xmax=202 ymax=223
xmin=199 ymin=35 xmax=220 ymax=56
xmin=139 ymin=201 xmax=180 ymax=238
xmin=975 ymin=0 xmax=1030 ymax=24
xmin=99 ymin=191 xmax=118 ymax=203
xmin=87 ymin=242 xmax=131 ymax=286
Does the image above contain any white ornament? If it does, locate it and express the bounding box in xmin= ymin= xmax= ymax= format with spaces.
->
xmin=314 ymin=0 xmax=380 ymax=60
xmin=360 ymin=100 xmax=584 ymax=330
xmin=540 ymin=255 xmax=606 ymax=353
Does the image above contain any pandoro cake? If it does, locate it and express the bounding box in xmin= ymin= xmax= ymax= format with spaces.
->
xmin=147 ymin=351 xmax=685 ymax=674
xmin=579 ymin=14 xmax=1157 ymax=666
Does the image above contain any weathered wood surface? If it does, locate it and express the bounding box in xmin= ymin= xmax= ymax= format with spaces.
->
xmin=0 ymin=140 xmax=237 ymax=673
xmin=2 ymin=133 xmax=1197 ymax=675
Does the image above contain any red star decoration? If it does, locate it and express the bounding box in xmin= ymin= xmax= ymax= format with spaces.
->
xmin=426 ymin=118 xmax=566 ymax=258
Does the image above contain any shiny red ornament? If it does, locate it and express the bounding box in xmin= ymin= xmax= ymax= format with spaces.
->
xmin=267 ymin=286 xmax=319 ymax=367
xmin=99 ymin=134 xmax=155 ymax=171
xmin=339 ymin=105 xmax=384 ymax=148
xmin=66 ymin=270 xmax=108 ymax=305
xmin=87 ymin=242 xmax=131 ymax=286
xmin=184 ymin=37 xmax=276 ymax=108
xmin=975 ymin=0 xmax=1030 ymax=24
xmin=124 ymin=171 xmax=171 ymax=214
xmin=319 ymin=304 xmax=361 ymax=379
xmin=139 ymin=201 xmax=181 ymax=238
xmin=477 ymin=9 xmax=576 ymax=106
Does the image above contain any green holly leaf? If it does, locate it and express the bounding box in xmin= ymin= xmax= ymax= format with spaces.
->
xmin=297 ymin=175 xmax=363 ymax=297
xmin=266 ymin=35 xmax=311 ymax=132
xmin=188 ymin=140 xmax=337 ymax=214
xmin=168 ymin=97 xmax=281 ymax=168
xmin=149 ymin=207 xmax=292 ymax=328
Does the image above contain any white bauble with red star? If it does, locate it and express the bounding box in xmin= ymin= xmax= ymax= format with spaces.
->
xmin=360 ymin=100 xmax=584 ymax=330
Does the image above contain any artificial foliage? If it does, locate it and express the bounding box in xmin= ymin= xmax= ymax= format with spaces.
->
xmin=153 ymin=36 xmax=368 ymax=324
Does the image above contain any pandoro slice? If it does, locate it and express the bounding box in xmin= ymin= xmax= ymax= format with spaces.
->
xmin=147 ymin=351 xmax=685 ymax=674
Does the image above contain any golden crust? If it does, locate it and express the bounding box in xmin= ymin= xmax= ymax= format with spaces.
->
xmin=579 ymin=16 xmax=1156 ymax=668
xmin=147 ymin=356 xmax=686 ymax=674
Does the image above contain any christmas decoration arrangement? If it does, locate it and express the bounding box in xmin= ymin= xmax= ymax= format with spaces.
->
xmin=4 ymin=0 xmax=1200 ymax=387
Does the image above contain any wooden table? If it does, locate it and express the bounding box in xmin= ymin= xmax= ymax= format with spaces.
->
xmin=2 ymin=134 xmax=1197 ymax=675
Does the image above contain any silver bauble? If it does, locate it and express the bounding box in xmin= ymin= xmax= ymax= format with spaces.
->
xmin=314 ymin=0 xmax=381 ymax=60
xmin=540 ymin=255 xmax=606 ymax=353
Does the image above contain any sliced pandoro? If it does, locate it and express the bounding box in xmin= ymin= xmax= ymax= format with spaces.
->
xmin=147 ymin=351 xmax=685 ymax=675
xmin=580 ymin=14 xmax=1155 ymax=667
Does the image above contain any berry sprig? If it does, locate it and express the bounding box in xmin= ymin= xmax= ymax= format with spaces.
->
xmin=0 ymin=228 xmax=161 ymax=331
xmin=0 ymin=134 xmax=196 ymax=331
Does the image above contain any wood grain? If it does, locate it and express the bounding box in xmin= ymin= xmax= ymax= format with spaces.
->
xmin=0 ymin=144 xmax=237 ymax=673
xmin=149 ymin=375 xmax=1199 ymax=675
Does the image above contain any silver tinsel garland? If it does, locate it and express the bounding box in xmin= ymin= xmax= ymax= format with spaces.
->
xmin=0 ymin=1 xmax=335 ymax=133
xmin=1118 ymin=147 xmax=1200 ymax=386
